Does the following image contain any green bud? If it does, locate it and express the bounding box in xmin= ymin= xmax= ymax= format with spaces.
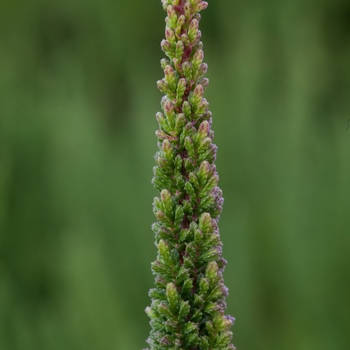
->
xmin=156 ymin=79 xmax=168 ymax=95
xmin=195 ymin=98 xmax=209 ymax=116
xmin=182 ymin=278 xmax=193 ymax=294
xmin=166 ymin=5 xmax=178 ymax=28
xmin=184 ymin=181 xmax=196 ymax=198
xmin=190 ymin=84 xmax=204 ymax=107
xmin=194 ymin=1 xmax=209 ymax=12
xmin=158 ymin=239 xmax=172 ymax=265
xmin=198 ymin=136 xmax=212 ymax=153
xmin=177 ymin=14 xmax=186 ymax=29
xmin=206 ymin=261 xmax=218 ymax=285
xmin=174 ymin=205 xmax=184 ymax=226
xmin=178 ymin=300 xmax=190 ymax=319
xmin=160 ymin=58 xmax=170 ymax=70
xmin=182 ymin=100 xmax=192 ymax=119
xmin=162 ymin=139 xmax=173 ymax=159
xmin=198 ymin=161 xmax=210 ymax=184
xmin=189 ymin=172 xmax=199 ymax=189
xmin=182 ymin=199 xmax=193 ymax=214
xmin=160 ymin=39 xmax=172 ymax=54
xmin=155 ymin=210 xmax=170 ymax=226
xmin=174 ymin=154 xmax=182 ymax=173
xmin=179 ymin=228 xmax=190 ymax=242
xmin=192 ymin=49 xmax=204 ymax=71
xmin=175 ymin=113 xmax=186 ymax=134
xmin=184 ymin=321 xmax=197 ymax=334
xmin=199 ymin=277 xmax=210 ymax=294
xmin=184 ymin=137 xmax=195 ymax=158
xmin=198 ymin=120 xmax=209 ymax=136
xmin=200 ymin=77 xmax=209 ymax=89
xmin=158 ymin=302 xmax=172 ymax=317
xmin=175 ymin=78 xmax=186 ymax=104
xmin=163 ymin=99 xmax=175 ymax=121
xmin=204 ymin=302 xmax=218 ymax=315
xmin=199 ymin=213 xmax=213 ymax=233
xmin=184 ymin=1 xmax=192 ymax=20
xmin=164 ymin=65 xmax=176 ymax=92
xmin=194 ymin=293 xmax=205 ymax=306
xmin=156 ymin=130 xmax=177 ymax=142
xmin=199 ymin=336 xmax=210 ymax=350
xmin=172 ymin=57 xmax=182 ymax=73
xmin=201 ymin=175 xmax=218 ymax=196
xmin=183 ymin=158 xmax=195 ymax=172
xmin=188 ymin=19 xmax=199 ymax=43
xmin=182 ymin=61 xmax=192 ymax=81
xmin=195 ymin=62 xmax=208 ymax=80
xmin=164 ymin=319 xmax=178 ymax=333
xmin=180 ymin=32 xmax=190 ymax=46
xmin=145 ymin=306 xmax=157 ymax=319
xmin=166 ymin=282 xmax=179 ymax=313
xmin=194 ymin=228 xmax=203 ymax=244
xmin=161 ymin=189 xmax=173 ymax=218
xmin=165 ymin=26 xmax=176 ymax=45
xmin=175 ymin=40 xmax=184 ymax=60
xmin=156 ymin=112 xmax=170 ymax=132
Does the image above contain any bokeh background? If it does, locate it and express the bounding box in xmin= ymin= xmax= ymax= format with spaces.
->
xmin=1 ymin=0 xmax=350 ymax=349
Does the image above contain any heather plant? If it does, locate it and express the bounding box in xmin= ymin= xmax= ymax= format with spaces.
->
xmin=144 ymin=1 xmax=235 ymax=349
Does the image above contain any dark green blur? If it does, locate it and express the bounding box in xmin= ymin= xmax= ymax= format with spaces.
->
xmin=0 ymin=0 xmax=349 ymax=349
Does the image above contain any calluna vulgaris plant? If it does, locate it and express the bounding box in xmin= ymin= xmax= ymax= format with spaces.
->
xmin=145 ymin=1 xmax=235 ymax=349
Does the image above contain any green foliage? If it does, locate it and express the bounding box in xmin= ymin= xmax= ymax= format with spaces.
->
xmin=145 ymin=1 xmax=235 ymax=349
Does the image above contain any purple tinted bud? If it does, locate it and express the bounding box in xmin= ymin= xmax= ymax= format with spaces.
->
xmin=199 ymin=120 xmax=209 ymax=135
xmin=163 ymin=99 xmax=175 ymax=118
xmin=222 ymin=285 xmax=229 ymax=297
xmin=184 ymin=1 xmax=191 ymax=19
xmin=157 ymin=79 xmax=168 ymax=94
xmin=227 ymin=315 xmax=236 ymax=325
xmin=160 ymin=58 xmax=170 ymax=70
xmin=188 ymin=19 xmax=199 ymax=42
xmin=200 ymin=78 xmax=209 ymax=89
xmin=197 ymin=62 xmax=208 ymax=77
xmin=194 ymin=84 xmax=204 ymax=99
xmin=167 ymin=5 xmax=177 ymax=24
xmin=193 ymin=49 xmax=204 ymax=64
xmin=161 ymin=39 xmax=172 ymax=53
xmin=177 ymin=14 xmax=186 ymax=28
xmin=180 ymin=33 xmax=190 ymax=46
xmin=165 ymin=26 xmax=175 ymax=44
xmin=195 ymin=1 xmax=208 ymax=12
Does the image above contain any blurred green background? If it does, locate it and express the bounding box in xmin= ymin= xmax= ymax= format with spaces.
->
xmin=1 ymin=0 xmax=350 ymax=349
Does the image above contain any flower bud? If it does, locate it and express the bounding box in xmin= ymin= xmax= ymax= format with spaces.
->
xmin=176 ymin=78 xmax=186 ymax=101
xmin=164 ymin=65 xmax=176 ymax=92
xmin=163 ymin=99 xmax=175 ymax=119
xmin=182 ymin=61 xmax=192 ymax=80
xmin=195 ymin=1 xmax=208 ymax=12
xmin=165 ymin=26 xmax=176 ymax=44
xmin=161 ymin=39 xmax=172 ymax=54
xmin=166 ymin=5 xmax=178 ymax=28
xmin=160 ymin=58 xmax=170 ymax=70
xmin=175 ymin=40 xmax=184 ymax=59
xmin=157 ymin=79 xmax=168 ymax=94
xmin=193 ymin=49 xmax=204 ymax=70
xmin=188 ymin=19 xmax=199 ymax=43
xmin=182 ymin=100 xmax=192 ymax=119
xmin=184 ymin=1 xmax=191 ymax=19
